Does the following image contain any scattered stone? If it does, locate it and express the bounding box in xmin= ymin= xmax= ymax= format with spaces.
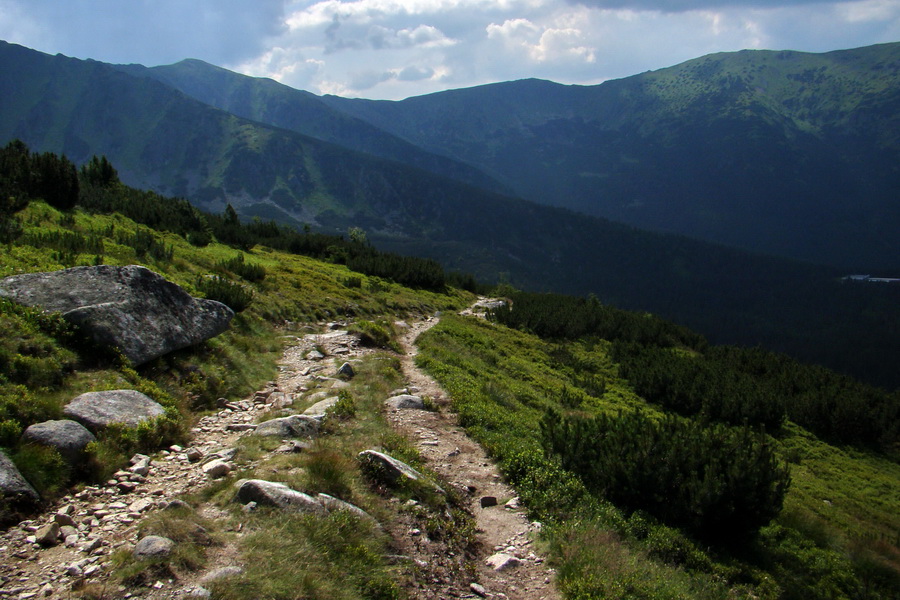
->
xmin=34 ymin=522 xmax=60 ymax=546
xmin=316 ymin=493 xmax=377 ymax=525
xmin=234 ymin=480 xmax=326 ymax=515
xmin=505 ymin=497 xmax=521 ymax=510
xmin=189 ymin=587 xmax=212 ymax=598
xmin=202 ymin=459 xmax=232 ymax=478
xmin=225 ymin=423 xmax=257 ymax=432
xmin=357 ymin=450 xmax=444 ymax=494
xmin=165 ymin=499 xmax=191 ymax=511
xmin=186 ymin=448 xmax=204 ymax=462
xmin=133 ymin=535 xmax=174 ymax=559
xmin=0 ymin=265 xmax=234 ymax=365
xmin=485 ymin=553 xmax=521 ymax=571
xmin=128 ymin=498 xmax=154 ymax=513
xmin=54 ymin=512 xmax=76 ymax=527
xmin=306 ymin=350 xmax=325 ymax=360
xmin=21 ymin=420 xmax=96 ymax=465
xmin=480 ymin=496 xmax=498 ymax=508
xmin=198 ymin=566 xmax=244 ymax=585
xmin=470 ymin=582 xmax=488 ymax=597
xmin=254 ymin=415 xmax=320 ymax=438
xmin=385 ymin=394 xmax=425 ymax=410
xmin=337 ymin=362 xmax=355 ymax=378
xmin=302 ymin=397 xmax=339 ymax=417
xmin=63 ymin=391 xmax=165 ymax=432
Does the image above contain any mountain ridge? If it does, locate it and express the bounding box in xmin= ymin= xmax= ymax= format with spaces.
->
xmin=2 ymin=40 xmax=899 ymax=389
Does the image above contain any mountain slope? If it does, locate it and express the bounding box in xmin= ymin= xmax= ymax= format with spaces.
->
xmin=114 ymin=59 xmax=508 ymax=195
xmin=322 ymin=44 xmax=900 ymax=269
xmin=2 ymin=41 xmax=899 ymax=389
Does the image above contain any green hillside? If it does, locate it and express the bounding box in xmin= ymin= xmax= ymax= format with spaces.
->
xmin=2 ymin=42 xmax=899 ymax=391
xmin=323 ymin=43 xmax=900 ymax=270
xmin=1 ymin=153 xmax=898 ymax=599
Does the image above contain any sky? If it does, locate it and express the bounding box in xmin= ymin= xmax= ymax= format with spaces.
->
xmin=1 ymin=0 xmax=898 ymax=100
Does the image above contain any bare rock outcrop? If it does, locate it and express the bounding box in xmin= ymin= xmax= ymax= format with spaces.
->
xmin=63 ymin=390 xmax=166 ymax=432
xmin=0 ymin=265 xmax=234 ymax=365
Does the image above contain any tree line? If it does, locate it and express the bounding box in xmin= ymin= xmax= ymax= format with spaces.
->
xmin=493 ymin=290 xmax=900 ymax=457
xmin=1 ymin=141 xmax=475 ymax=293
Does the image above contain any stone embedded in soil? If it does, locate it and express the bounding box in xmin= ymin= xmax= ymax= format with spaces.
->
xmin=385 ymin=394 xmax=425 ymax=410
xmin=480 ymin=496 xmax=498 ymax=508
xmin=253 ymin=414 xmax=321 ymax=438
xmin=133 ymin=535 xmax=175 ymax=559
xmin=234 ymin=479 xmax=326 ymax=515
xmin=357 ymin=450 xmax=445 ymax=494
xmin=485 ymin=553 xmax=522 ymax=571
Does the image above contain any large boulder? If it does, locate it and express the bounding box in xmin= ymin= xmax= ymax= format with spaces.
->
xmin=0 ymin=449 xmax=40 ymax=508
xmin=253 ymin=415 xmax=320 ymax=438
xmin=22 ymin=420 xmax=96 ymax=465
xmin=0 ymin=265 xmax=234 ymax=365
xmin=63 ymin=390 xmax=166 ymax=432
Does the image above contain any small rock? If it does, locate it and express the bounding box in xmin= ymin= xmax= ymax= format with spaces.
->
xmin=480 ymin=496 xmax=498 ymax=508
xmin=385 ymin=394 xmax=425 ymax=410
xmin=35 ymin=522 xmax=60 ymax=547
xmin=337 ymin=362 xmax=355 ymax=378
xmin=470 ymin=582 xmax=487 ymax=597
xmin=54 ymin=512 xmax=76 ymax=527
xmin=133 ymin=535 xmax=174 ymax=559
xmin=202 ymin=459 xmax=232 ymax=478
xmin=199 ymin=566 xmax=243 ymax=585
xmin=65 ymin=563 xmax=83 ymax=577
xmin=485 ymin=553 xmax=521 ymax=571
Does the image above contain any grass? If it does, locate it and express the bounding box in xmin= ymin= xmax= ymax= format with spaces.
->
xmin=191 ymin=353 xmax=476 ymax=600
xmin=0 ymin=201 xmax=471 ymax=506
xmin=415 ymin=313 xmax=900 ymax=600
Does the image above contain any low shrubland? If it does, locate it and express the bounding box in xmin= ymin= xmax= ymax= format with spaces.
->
xmin=416 ymin=311 xmax=900 ymax=599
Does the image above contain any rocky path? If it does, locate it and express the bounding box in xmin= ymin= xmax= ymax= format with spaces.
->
xmin=389 ymin=315 xmax=560 ymax=600
xmin=0 ymin=304 xmax=558 ymax=600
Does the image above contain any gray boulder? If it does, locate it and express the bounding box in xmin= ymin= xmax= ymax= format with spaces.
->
xmin=316 ymin=493 xmax=377 ymax=525
xmin=358 ymin=450 xmax=445 ymax=494
xmin=22 ymin=420 xmax=96 ymax=464
xmin=254 ymin=415 xmax=320 ymax=438
xmin=133 ymin=535 xmax=175 ymax=559
xmin=0 ymin=265 xmax=234 ymax=365
xmin=234 ymin=480 xmax=326 ymax=515
xmin=385 ymin=394 xmax=425 ymax=410
xmin=0 ymin=449 xmax=40 ymax=508
xmin=302 ymin=397 xmax=339 ymax=417
xmin=63 ymin=390 xmax=165 ymax=431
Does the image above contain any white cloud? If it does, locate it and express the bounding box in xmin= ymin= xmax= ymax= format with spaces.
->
xmin=3 ymin=0 xmax=899 ymax=100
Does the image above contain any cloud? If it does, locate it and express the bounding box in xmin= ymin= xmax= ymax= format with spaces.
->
xmin=486 ymin=18 xmax=596 ymax=63
xmin=397 ymin=65 xmax=436 ymax=80
xmin=566 ymin=0 xmax=850 ymax=12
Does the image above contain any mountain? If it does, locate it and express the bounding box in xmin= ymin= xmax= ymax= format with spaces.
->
xmin=1 ymin=40 xmax=899 ymax=389
xmin=114 ymin=59 xmax=508 ymax=195
xmin=322 ymin=44 xmax=900 ymax=270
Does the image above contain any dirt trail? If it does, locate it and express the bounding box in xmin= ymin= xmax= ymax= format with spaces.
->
xmin=0 ymin=303 xmax=558 ymax=600
xmin=390 ymin=314 xmax=560 ymax=600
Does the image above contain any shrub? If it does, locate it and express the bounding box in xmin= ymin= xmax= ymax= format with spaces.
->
xmin=196 ymin=276 xmax=253 ymax=312
xmin=218 ymin=253 xmax=266 ymax=282
xmin=542 ymin=409 xmax=791 ymax=542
